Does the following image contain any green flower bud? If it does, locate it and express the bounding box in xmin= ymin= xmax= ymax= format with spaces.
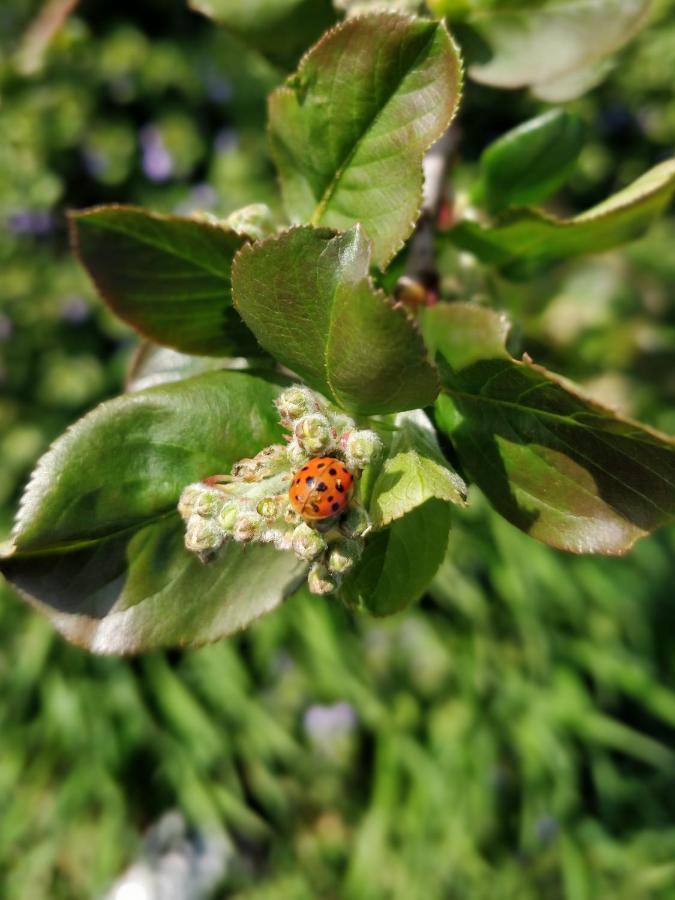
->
xmin=232 ymin=444 xmax=288 ymax=482
xmin=294 ymin=414 xmax=333 ymax=455
xmin=327 ymin=539 xmax=362 ymax=574
xmin=286 ymin=438 xmax=310 ymax=470
xmin=217 ymin=502 xmax=238 ymax=532
xmin=308 ymin=562 xmax=340 ymax=595
xmin=292 ymin=523 xmax=327 ymax=561
xmin=275 ymin=386 xmax=324 ymax=428
xmin=177 ymin=483 xmax=203 ymax=520
xmin=233 ymin=513 xmax=263 ymax=543
xmin=185 ymin=515 xmax=225 ymax=553
xmin=340 ymin=503 xmax=371 ymax=539
xmin=257 ymin=496 xmax=284 ymax=521
xmin=344 ymin=429 xmax=382 ymax=470
xmin=194 ymin=489 xmax=226 ymax=518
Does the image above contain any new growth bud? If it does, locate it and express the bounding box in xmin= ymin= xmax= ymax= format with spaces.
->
xmin=308 ymin=562 xmax=340 ymax=596
xmin=327 ymin=539 xmax=362 ymax=574
xmin=275 ymin=386 xmax=324 ymax=428
xmin=292 ymin=523 xmax=327 ymax=561
xmin=294 ymin=414 xmax=333 ymax=455
xmin=344 ymin=429 xmax=382 ymax=471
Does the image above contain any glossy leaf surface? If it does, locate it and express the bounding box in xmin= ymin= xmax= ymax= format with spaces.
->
xmin=1 ymin=370 xmax=303 ymax=652
xmin=369 ymin=409 xmax=466 ymax=527
xmin=340 ymin=500 xmax=451 ymax=615
xmin=466 ymin=0 xmax=650 ymax=97
xmin=425 ymin=303 xmax=675 ymax=555
xmin=232 ymin=225 xmax=439 ymax=415
xmin=269 ymin=13 xmax=462 ymax=268
xmin=479 ymin=109 xmax=584 ymax=212
xmin=450 ymin=159 xmax=675 ymax=278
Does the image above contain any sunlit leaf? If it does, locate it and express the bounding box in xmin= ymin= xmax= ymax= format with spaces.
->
xmin=232 ymin=225 xmax=439 ymax=415
xmin=465 ymin=0 xmax=650 ymax=98
xmin=424 ymin=302 xmax=675 ymax=554
xmin=269 ymin=13 xmax=462 ymax=267
xmin=369 ymin=409 xmax=466 ymax=527
xmin=449 ymin=159 xmax=675 ymax=278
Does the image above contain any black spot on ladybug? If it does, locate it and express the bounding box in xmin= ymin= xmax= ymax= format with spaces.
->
xmin=341 ymin=467 xmax=348 ymax=474
xmin=311 ymin=503 xmax=320 ymax=513
xmin=306 ymin=476 xmax=315 ymax=486
xmin=295 ymin=494 xmax=300 ymax=501
xmin=336 ymin=481 xmax=345 ymax=493
xmin=316 ymin=482 xmax=327 ymax=492
xmin=301 ymin=466 xmax=309 ymax=471
xmin=317 ymin=462 xmax=325 ymax=469
xmin=329 ymin=467 xmax=337 ymax=475
xmin=295 ymin=478 xmax=301 ymax=485
xmin=331 ymin=502 xmax=340 ymax=512
xmin=327 ymin=495 xmax=334 ymax=502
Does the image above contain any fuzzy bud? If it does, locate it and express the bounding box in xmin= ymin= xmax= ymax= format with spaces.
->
xmin=292 ymin=523 xmax=327 ymax=561
xmin=185 ymin=515 xmax=225 ymax=553
xmin=233 ymin=513 xmax=263 ymax=543
xmin=193 ymin=489 xmax=226 ymax=518
xmin=224 ymin=203 xmax=274 ymax=241
xmin=294 ymin=414 xmax=333 ymax=455
xmin=257 ymin=496 xmax=284 ymax=521
xmin=275 ymin=386 xmax=323 ymax=428
xmin=286 ymin=437 xmax=310 ymax=470
xmin=308 ymin=562 xmax=340 ymax=595
xmin=340 ymin=503 xmax=371 ymax=539
xmin=327 ymin=539 xmax=362 ymax=574
xmin=217 ymin=502 xmax=238 ymax=532
xmin=344 ymin=429 xmax=382 ymax=470
xmin=178 ymin=483 xmax=204 ymax=520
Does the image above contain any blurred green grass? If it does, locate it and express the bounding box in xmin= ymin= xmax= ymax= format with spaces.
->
xmin=1 ymin=1 xmax=675 ymax=897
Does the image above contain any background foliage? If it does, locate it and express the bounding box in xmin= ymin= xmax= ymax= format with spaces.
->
xmin=1 ymin=0 xmax=675 ymax=896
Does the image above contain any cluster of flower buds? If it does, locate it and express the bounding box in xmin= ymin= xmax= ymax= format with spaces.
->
xmin=178 ymin=386 xmax=382 ymax=595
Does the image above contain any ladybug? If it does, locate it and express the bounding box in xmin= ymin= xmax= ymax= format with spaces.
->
xmin=289 ymin=456 xmax=354 ymax=521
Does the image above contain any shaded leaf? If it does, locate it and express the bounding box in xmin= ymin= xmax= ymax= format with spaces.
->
xmin=71 ymin=205 xmax=260 ymax=357
xmin=340 ymin=500 xmax=451 ymax=615
xmin=10 ymin=370 xmax=287 ymax=553
xmin=2 ymin=517 xmax=303 ymax=654
xmin=478 ymin=109 xmax=584 ymax=212
xmin=268 ymin=13 xmax=462 ymax=268
xmin=232 ymin=225 xmax=439 ymax=415
xmin=465 ymin=0 xmax=650 ymax=97
xmin=369 ymin=409 xmax=466 ymax=527
xmin=449 ymin=159 xmax=675 ymax=278
xmin=424 ymin=303 xmax=675 ymax=554
xmin=189 ymin=0 xmax=336 ymax=68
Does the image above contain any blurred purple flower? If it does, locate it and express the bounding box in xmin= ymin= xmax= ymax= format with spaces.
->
xmin=303 ymin=702 xmax=357 ymax=743
xmin=6 ymin=210 xmax=55 ymax=237
xmin=60 ymin=296 xmax=90 ymax=324
xmin=214 ymin=128 xmax=238 ymax=154
xmin=140 ymin=125 xmax=174 ymax=182
xmin=174 ymin=184 xmax=218 ymax=216
xmin=0 ymin=314 xmax=13 ymax=341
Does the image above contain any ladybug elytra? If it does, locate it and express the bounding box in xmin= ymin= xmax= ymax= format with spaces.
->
xmin=289 ymin=456 xmax=354 ymax=521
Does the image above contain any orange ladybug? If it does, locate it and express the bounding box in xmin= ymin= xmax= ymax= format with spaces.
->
xmin=289 ymin=456 xmax=354 ymax=521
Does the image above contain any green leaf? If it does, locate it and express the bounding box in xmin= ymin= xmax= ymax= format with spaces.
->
xmin=70 ymin=205 xmax=260 ymax=357
xmin=188 ymin=0 xmax=336 ymax=68
xmin=424 ymin=302 xmax=675 ymax=555
xmin=465 ymin=0 xmax=650 ymax=98
xmin=369 ymin=409 xmax=467 ymax=527
xmin=340 ymin=500 xmax=451 ymax=615
xmin=232 ymin=225 xmax=439 ymax=415
xmin=0 ymin=369 xmax=305 ymax=652
xmin=268 ymin=13 xmax=462 ymax=268
xmin=449 ymin=159 xmax=675 ymax=278
xmin=478 ymin=109 xmax=584 ymax=212
xmin=125 ymin=343 xmax=234 ymax=393
xmin=9 ymin=370 xmax=287 ymax=554
xmin=2 ymin=517 xmax=303 ymax=654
